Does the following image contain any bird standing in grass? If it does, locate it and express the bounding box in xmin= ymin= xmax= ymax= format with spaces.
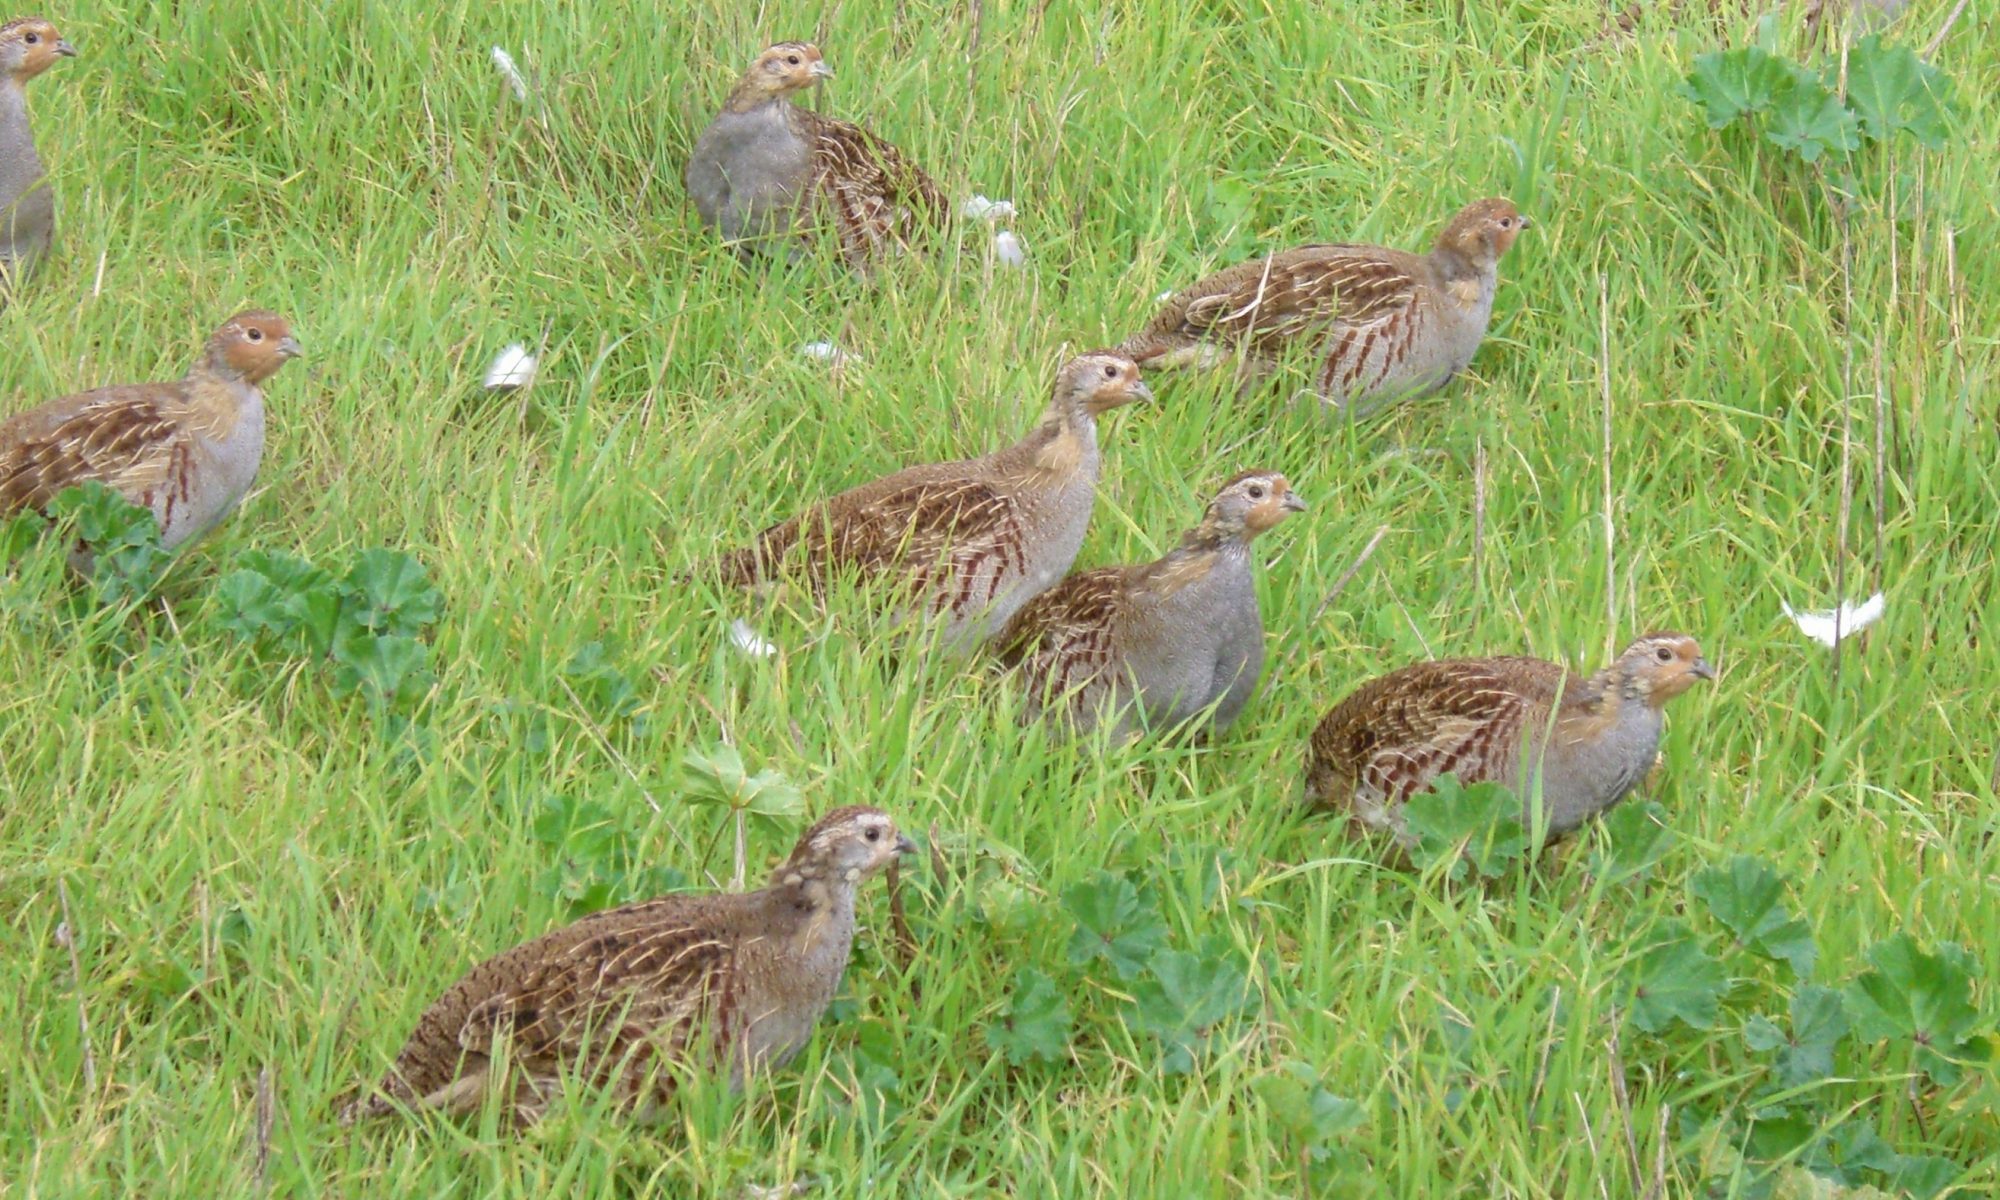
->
xmin=0 ymin=311 xmax=302 ymax=556
xmin=1304 ymin=632 xmax=1714 ymax=842
xmin=339 ymin=806 xmax=914 ymax=1128
xmin=1120 ymin=198 xmax=1530 ymax=414
xmin=705 ymin=352 xmax=1152 ymax=651
xmin=684 ymin=41 xmax=945 ymax=269
xmin=997 ymin=469 xmax=1307 ymax=741
xmin=0 ymin=16 xmax=77 ymax=287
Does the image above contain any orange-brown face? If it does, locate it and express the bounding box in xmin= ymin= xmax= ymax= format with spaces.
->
xmin=1622 ymin=632 xmax=1715 ymax=705
xmin=209 ymin=310 xmax=303 ymax=385
xmin=1063 ymin=352 xmax=1153 ymax=415
xmin=740 ymin=41 xmax=832 ymax=99
xmin=0 ymin=18 xmax=76 ymax=83
xmin=1438 ymin=197 xmax=1530 ymax=262
xmin=1232 ymin=471 xmax=1308 ymax=535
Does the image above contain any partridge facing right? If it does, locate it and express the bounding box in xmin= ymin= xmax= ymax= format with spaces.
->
xmin=0 ymin=311 xmax=302 ymax=557
xmin=1305 ymin=633 xmax=1714 ymax=842
xmin=684 ymin=42 xmax=945 ymax=269
xmin=1119 ymin=198 xmax=1529 ymax=414
xmin=1 ymin=16 xmax=77 ymax=284
xmin=997 ymin=470 xmax=1306 ymax=741
xmin=704 ymin=352 xmax=1152 ymax=651
xmin=340 ymin=806 xmax=913 ymax=1128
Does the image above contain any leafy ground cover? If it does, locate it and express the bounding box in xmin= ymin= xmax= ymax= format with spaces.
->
xmin=2 ymin=2 xmax=1995 ymax=1196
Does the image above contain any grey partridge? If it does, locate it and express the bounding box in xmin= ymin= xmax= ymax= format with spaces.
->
xmin=0 ymin=311 xmax=302 ymax=555
xmin=706 ymin=352 xmax=1152 ymax=651
xmin=0 ymin=16 xmax=76 ymax=285
xmin=1305 ymin=633 xmax=1714 ymax=841
xmin=339 ymin=806 xmax=914 ymax=1128
xmin=684 ymin=41 xmax=945 ymax=269
xmin=1119 ymin=198 xmax=1529 ymax=414
xmin=997 ymin=469 xmax=1307 ymax=741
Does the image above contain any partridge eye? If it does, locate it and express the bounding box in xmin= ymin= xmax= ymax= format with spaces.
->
xmin=864 ymin=828 xmax=880 ymax=842
xmin=786 ymin=55 xmax=801 ymax=65
xmin=1102 ymin=365 xmax=1117 ymax=378
xmin=246 ymin=328 xmax=265 ymax=342
xmin=24 ymin=33 xmax=38 ymax=43
xmin=1655 ymin=646 xmax=1673 ymax=662
xmin=1247 ymin=485 xmax=1265 ymax=499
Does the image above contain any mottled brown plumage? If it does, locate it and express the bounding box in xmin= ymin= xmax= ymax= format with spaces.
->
xmin=339 ymin=806 xmax=914 ymax=1128
xmin=705 ymin=352 xmax=1152 ymax=651
xmin=998 ymin=470 xmax=1306 ymax=740
xmin=684 ymin=42 xmax=945 ymax=269
xmin=0 ymin=312 xmax=302 ymax=554
xmin=1120 ymin=198 xmax=1529 ymax=414
xmin=1305 ymin=633 xmax=1714 ymax=840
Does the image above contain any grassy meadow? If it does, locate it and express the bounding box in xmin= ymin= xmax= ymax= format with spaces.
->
xmin=3 ymin=0 xmax=1996 ymax=1195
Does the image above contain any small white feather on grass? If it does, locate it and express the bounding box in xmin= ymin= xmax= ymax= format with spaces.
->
xmin=799 ymin=340 xmax=859 ymax=369
xmin=490 ymin=48 xmax=529 ymax=102
xmin=729 ymin=619 xmax=778 ymax=659
xmin=961 ymin=195 xmax=1017 ymax=222
xmin=1781 ymin=592 xmax=1885 ymax=648
xmin=484 ymin=343 xmax=537 ymax=390
xmin=993 ymin=230 xmax=1026 ymax=267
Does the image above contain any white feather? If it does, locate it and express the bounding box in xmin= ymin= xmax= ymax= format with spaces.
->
xmin=961 ymin=195 xmax=1017 ymax=222
xmin=729 ymin=619 xmax=778 ymax=659
xmin=490 ymin=48 xmax=530 ymax=102
xmin=484 ymin=343 xmax=537 ymax=390
xmin=799 ymin=340 xmax=858 ymax=369
xmin=993 ymin=230 xmax=1026 ymax=267
xmin=1781 ymin=592 xmax=1885 ymax=648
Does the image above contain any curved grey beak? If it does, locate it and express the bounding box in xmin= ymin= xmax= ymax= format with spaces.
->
xmin=277 ymin=336 xmax=304 ymax=360
xmin=1691 ymin=657 xmax=1716 ymax=681
xmin=56 ymin=40 xmax=78 ymax=58
xmin=894 ymin=834 xmax=916 ymax=856
xmin=810 ymin=61 xmax=835 ymax=80
xmin=1281 ymin=491 xmax=1309 ymax=513
xmin=1517 ymin=214 xmax=1532 ymax=229
xmin=1126 ymin=380 xmax=1155 ymax=406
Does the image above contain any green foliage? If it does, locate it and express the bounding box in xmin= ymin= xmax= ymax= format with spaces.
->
xmin=1121 ymin=944 xmax=1256 ymax=1075
xmin=1745 ymin=985 xmax=1849 ymax=1088
xmin=1843 ymin=935 xmax=1989 ymax=1086
xmin=211 ymin=546 xmax=442 ymax=708
xmin=1623 ymin=922 xmax=1730 ymax=1034
xmin=1587 ymin=799 xmax=1674 ymax=886
xmin=527 ymin=792 xmax=688 ymax=913
xmin=45 ymin=482 xmax=173 ymax=605
xmin=1253 ymin=1061 xmax=1365 ymax=1164
xmin=678 ymin=744 xmax=806 ymax=826
xmin=1678 ymin=35 xmax=1955 ymax=166
xmin=986 ymin=968 xmax=1073 ymax=1066
xmin=1064 ymin=872 xmax=1170 ymax=981
xmin=1401 ymin=773 xmax=1529 ymax=880
xmin=1692 ymin=855 xmax=1818 ymax=979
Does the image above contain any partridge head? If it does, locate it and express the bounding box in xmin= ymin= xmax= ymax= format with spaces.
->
xmin=724 ymin=41 xmax=834 ymax=111
xmin=0 ymin=17 xmax=75 ymax=82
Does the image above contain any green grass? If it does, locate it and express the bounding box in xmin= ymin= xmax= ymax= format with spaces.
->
xmin=3 ymin=1 xmax=1997 ymax=1195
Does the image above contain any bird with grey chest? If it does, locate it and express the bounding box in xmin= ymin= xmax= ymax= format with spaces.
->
xmin=1121 ymin=198 xmax=1529 ymax=415
xmin=0 ymin=311 xmax=302 ymax=568
xmin=1305 ymin=632 xmax=1715 ymax=843
xmin=684 ymin=41 xmax=944 ymax=269
xmin=0 ymin=16 xmax=77 ymax=289
xmin=997 ymin=470 xmax=1307 ymax=742
xmin=704 ymin=352 xmax=1152 ymax=653
xmin=338 ymin=806 xmax=914 ymax=1129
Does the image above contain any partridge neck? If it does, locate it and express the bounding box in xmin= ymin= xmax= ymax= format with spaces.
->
xmin=722 ymin=84 xmax=793 ymax=116
xmin=0 ymin=80 xmax=36 ymax=171
xmin=1426 ymin=242 xmax=1493 ymax=287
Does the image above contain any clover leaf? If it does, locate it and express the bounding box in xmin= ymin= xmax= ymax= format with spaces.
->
xmin=1691 ymin=856 xmax=1817 ymax=978
xmin=1064 ymin=872 xmax=1169 ymax=981
xmin=1624 ymin=922 xmax=1730 ymax=1034
xmin=986 ymin=968 xmax=1073 ymax=1066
